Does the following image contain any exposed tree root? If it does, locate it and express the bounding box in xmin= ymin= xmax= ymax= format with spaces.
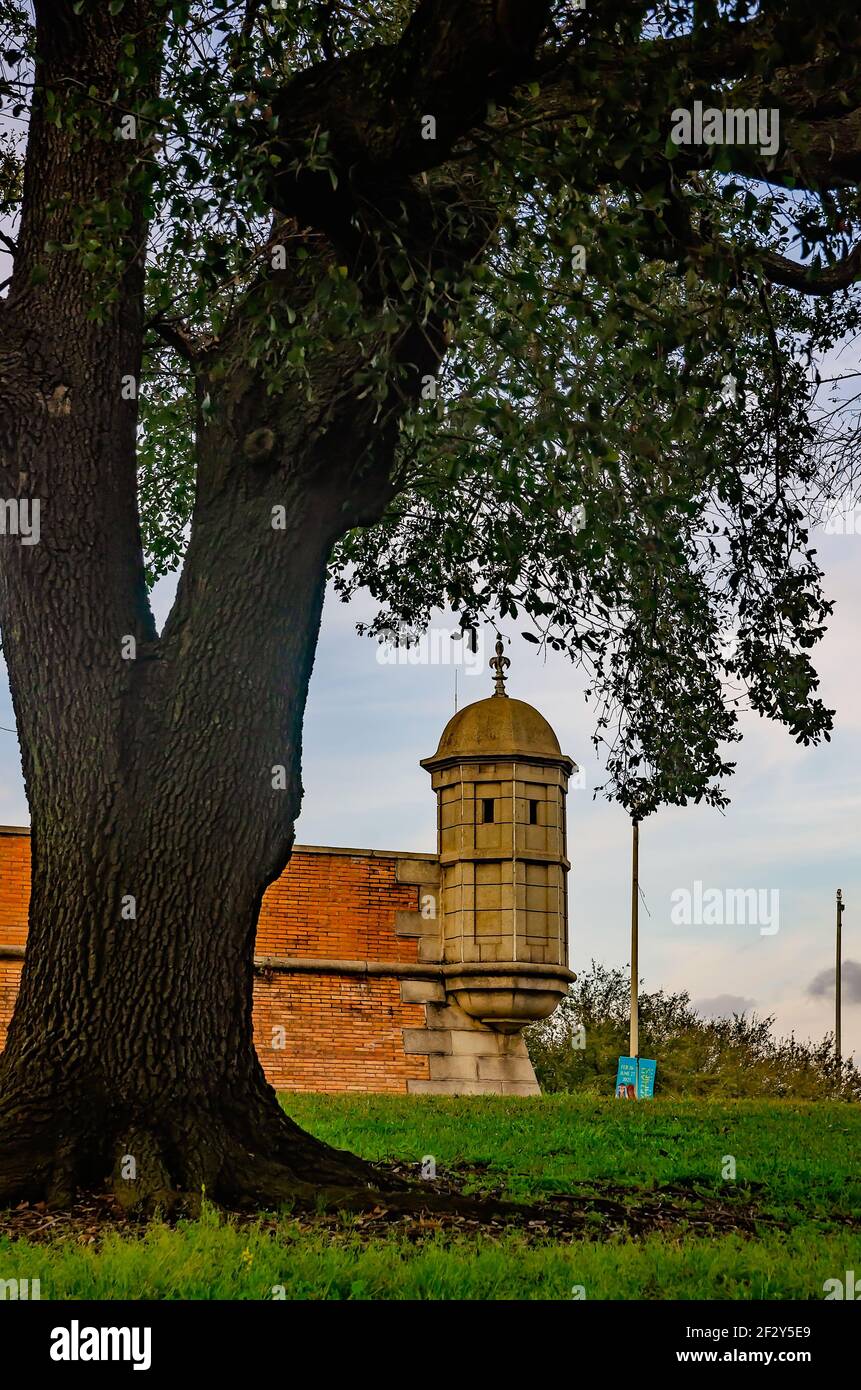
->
xmin=0 ymin=1082 xmax=524 ymax=1225
xmin=0 ymin=1073 xmax=396 ymax=1215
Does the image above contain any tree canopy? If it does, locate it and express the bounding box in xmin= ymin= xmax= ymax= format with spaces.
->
xmin=3 ymin=4 xmax=860 ymax=817
xmin=10 ymin=0 xmax=856 ymax=821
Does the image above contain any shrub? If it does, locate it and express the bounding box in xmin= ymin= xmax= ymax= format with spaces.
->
xmin=525 ymin=962 xmax=861 ymax=1101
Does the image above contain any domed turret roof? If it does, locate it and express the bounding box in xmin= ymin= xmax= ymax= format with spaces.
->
xmin=422 ymin=639 xmax=574 ymax=771
xmin=423 ymin=695 xmax=566 ymax=767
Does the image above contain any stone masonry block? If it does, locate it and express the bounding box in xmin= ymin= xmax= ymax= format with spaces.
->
xmin=425 ymin=1001 xmax=485 ymax=1031
xmin=429 ymin=1053 xmax=478 ymax=1081
xmin=403 ymin=1027 xmax=451 ymax=1055
xmin=400 ymin=978 xmax=445 ymax=1004
xmin=449 ymin=1030 xmax=505 ymax=1057
xmin=407 ymin=1078 xmax=505 ymax=1096
xmin=396 ymin=858 xmax=440 ymax=885
xmin=476 ymin=1055 xmax=536 ymax=1083
xmin=394 ymin=910 xmax=423 ymax=937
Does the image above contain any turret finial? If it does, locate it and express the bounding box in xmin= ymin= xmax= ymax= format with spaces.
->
xmin=489 ymin=635 xmax=510 ymax=697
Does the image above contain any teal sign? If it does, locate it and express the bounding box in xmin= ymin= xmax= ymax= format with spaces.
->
xmin=615 ymin=1056 xmax=657 ymax=1099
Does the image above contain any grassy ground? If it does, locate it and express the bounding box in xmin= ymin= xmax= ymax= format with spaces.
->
xmin=1 ymin=1094 xmax=859 ymax=1300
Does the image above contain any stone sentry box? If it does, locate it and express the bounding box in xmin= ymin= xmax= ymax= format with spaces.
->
xmin=400 ymin=643 xmax=577 ymax=1094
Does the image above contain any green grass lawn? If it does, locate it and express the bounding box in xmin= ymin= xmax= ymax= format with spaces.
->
xmin=1 ymin=1094 xmax=859 ymax=1300
xmin=286 ymin=1092 xmax=861 ymax=1210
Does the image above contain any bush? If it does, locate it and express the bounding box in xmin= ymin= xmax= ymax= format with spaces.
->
xmin=525 ymin=961 xmax=861 ymax=1101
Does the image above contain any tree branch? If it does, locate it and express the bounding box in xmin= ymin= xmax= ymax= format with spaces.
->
xmin=759 ymin=241 xmax=861 ymax=296
xmin=256 ymin=0 xmax=553 ymax=240
xmin=149 ymin=316 xmax=203 ymax=362
xmin=529 ymin=5 xmax=861 ymax=192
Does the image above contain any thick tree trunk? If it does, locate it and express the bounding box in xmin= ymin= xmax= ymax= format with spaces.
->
xmin=0 ymin=489 xmax=381 ymax=1208
xmin=0 ymin=3 xmax=383 ymax=1210
xmin=0 ymin=0 xmax=548 ymax=1210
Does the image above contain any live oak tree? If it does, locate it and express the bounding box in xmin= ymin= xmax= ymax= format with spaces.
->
xmin=1 ymin=0 xmax=860 ymax=1209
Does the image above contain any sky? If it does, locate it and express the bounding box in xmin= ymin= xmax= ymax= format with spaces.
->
xmin=1 ymin=513 xmax=859 ymax=1063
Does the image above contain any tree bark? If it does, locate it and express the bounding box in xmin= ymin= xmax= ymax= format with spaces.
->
xmin=0 ymin=0 xmax=550 ymax=1209
xmin=0 ymin=514 xmax=381 ymax=1208
xmin=0 ymin=235 xmax=393 ymax=1205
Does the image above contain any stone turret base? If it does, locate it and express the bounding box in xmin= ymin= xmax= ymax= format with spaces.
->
xmin=400 ymin=980 xmax=539 ymax=1095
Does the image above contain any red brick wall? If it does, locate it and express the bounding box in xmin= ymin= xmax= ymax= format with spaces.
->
xmin=0 ymin=828 xmax=29 ymax=952
xmin=0 ymin=828 xmax=431 ymax=1093
xmin=0 ymin=829 xmax=28 ymax=1059
xmin=255 ymin=973 xmax=428 ymax=1093
xmin=254 ymin=849 xmax=430 ymax=1091
xmin=257 ymin=850 xmax=420 ymax=962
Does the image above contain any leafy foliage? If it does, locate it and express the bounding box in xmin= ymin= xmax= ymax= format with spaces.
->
xmin=334 ymin=178 xmax=855 ymax=811
xmin=3 ymin=0 xmax=861 ymax=813
xmin=526 ymin=961 xmax=861 ymax=1101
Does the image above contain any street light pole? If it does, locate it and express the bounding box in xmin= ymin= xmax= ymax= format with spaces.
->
xmin=836 ymin=889 xmax=844 ymax=1072
xmin=630 ymin=819 xmax=639 ymax=1061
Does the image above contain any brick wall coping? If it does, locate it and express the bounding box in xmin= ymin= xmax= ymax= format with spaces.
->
xmin=257 ymin=956 xmax=575 ymax=981
xmin=0 ymin=942 xmax=576 ymax=985
xmin=255 ymin=955 xmax=443 ymax=979
xmin=0 ymin=944 xmax=443 ymax=973
xmin=0 ymin=825 xmax=437 ymax=864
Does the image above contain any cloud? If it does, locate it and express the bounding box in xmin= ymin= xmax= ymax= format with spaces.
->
xmin=807 ymin=959 xmax=861 ymax=1004
xmin=694 ymin=994 xmax=756 ymax=1019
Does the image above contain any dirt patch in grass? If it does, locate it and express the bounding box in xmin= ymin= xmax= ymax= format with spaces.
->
xmin=0 ymin=1192 xmax=149 ymax=1246
xmin=362 ymin=1162 xmax=789 ymax=1241
xmin=1 ymin=1162 xmax=855 ymax=1248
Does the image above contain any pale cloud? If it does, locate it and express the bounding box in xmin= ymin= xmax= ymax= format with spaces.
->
xmin=808 ymin=959 xmax=861 ymax=1005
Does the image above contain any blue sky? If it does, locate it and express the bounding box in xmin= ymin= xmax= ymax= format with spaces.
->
xmin=2 ymin=517 xmax=859 ymax=1061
